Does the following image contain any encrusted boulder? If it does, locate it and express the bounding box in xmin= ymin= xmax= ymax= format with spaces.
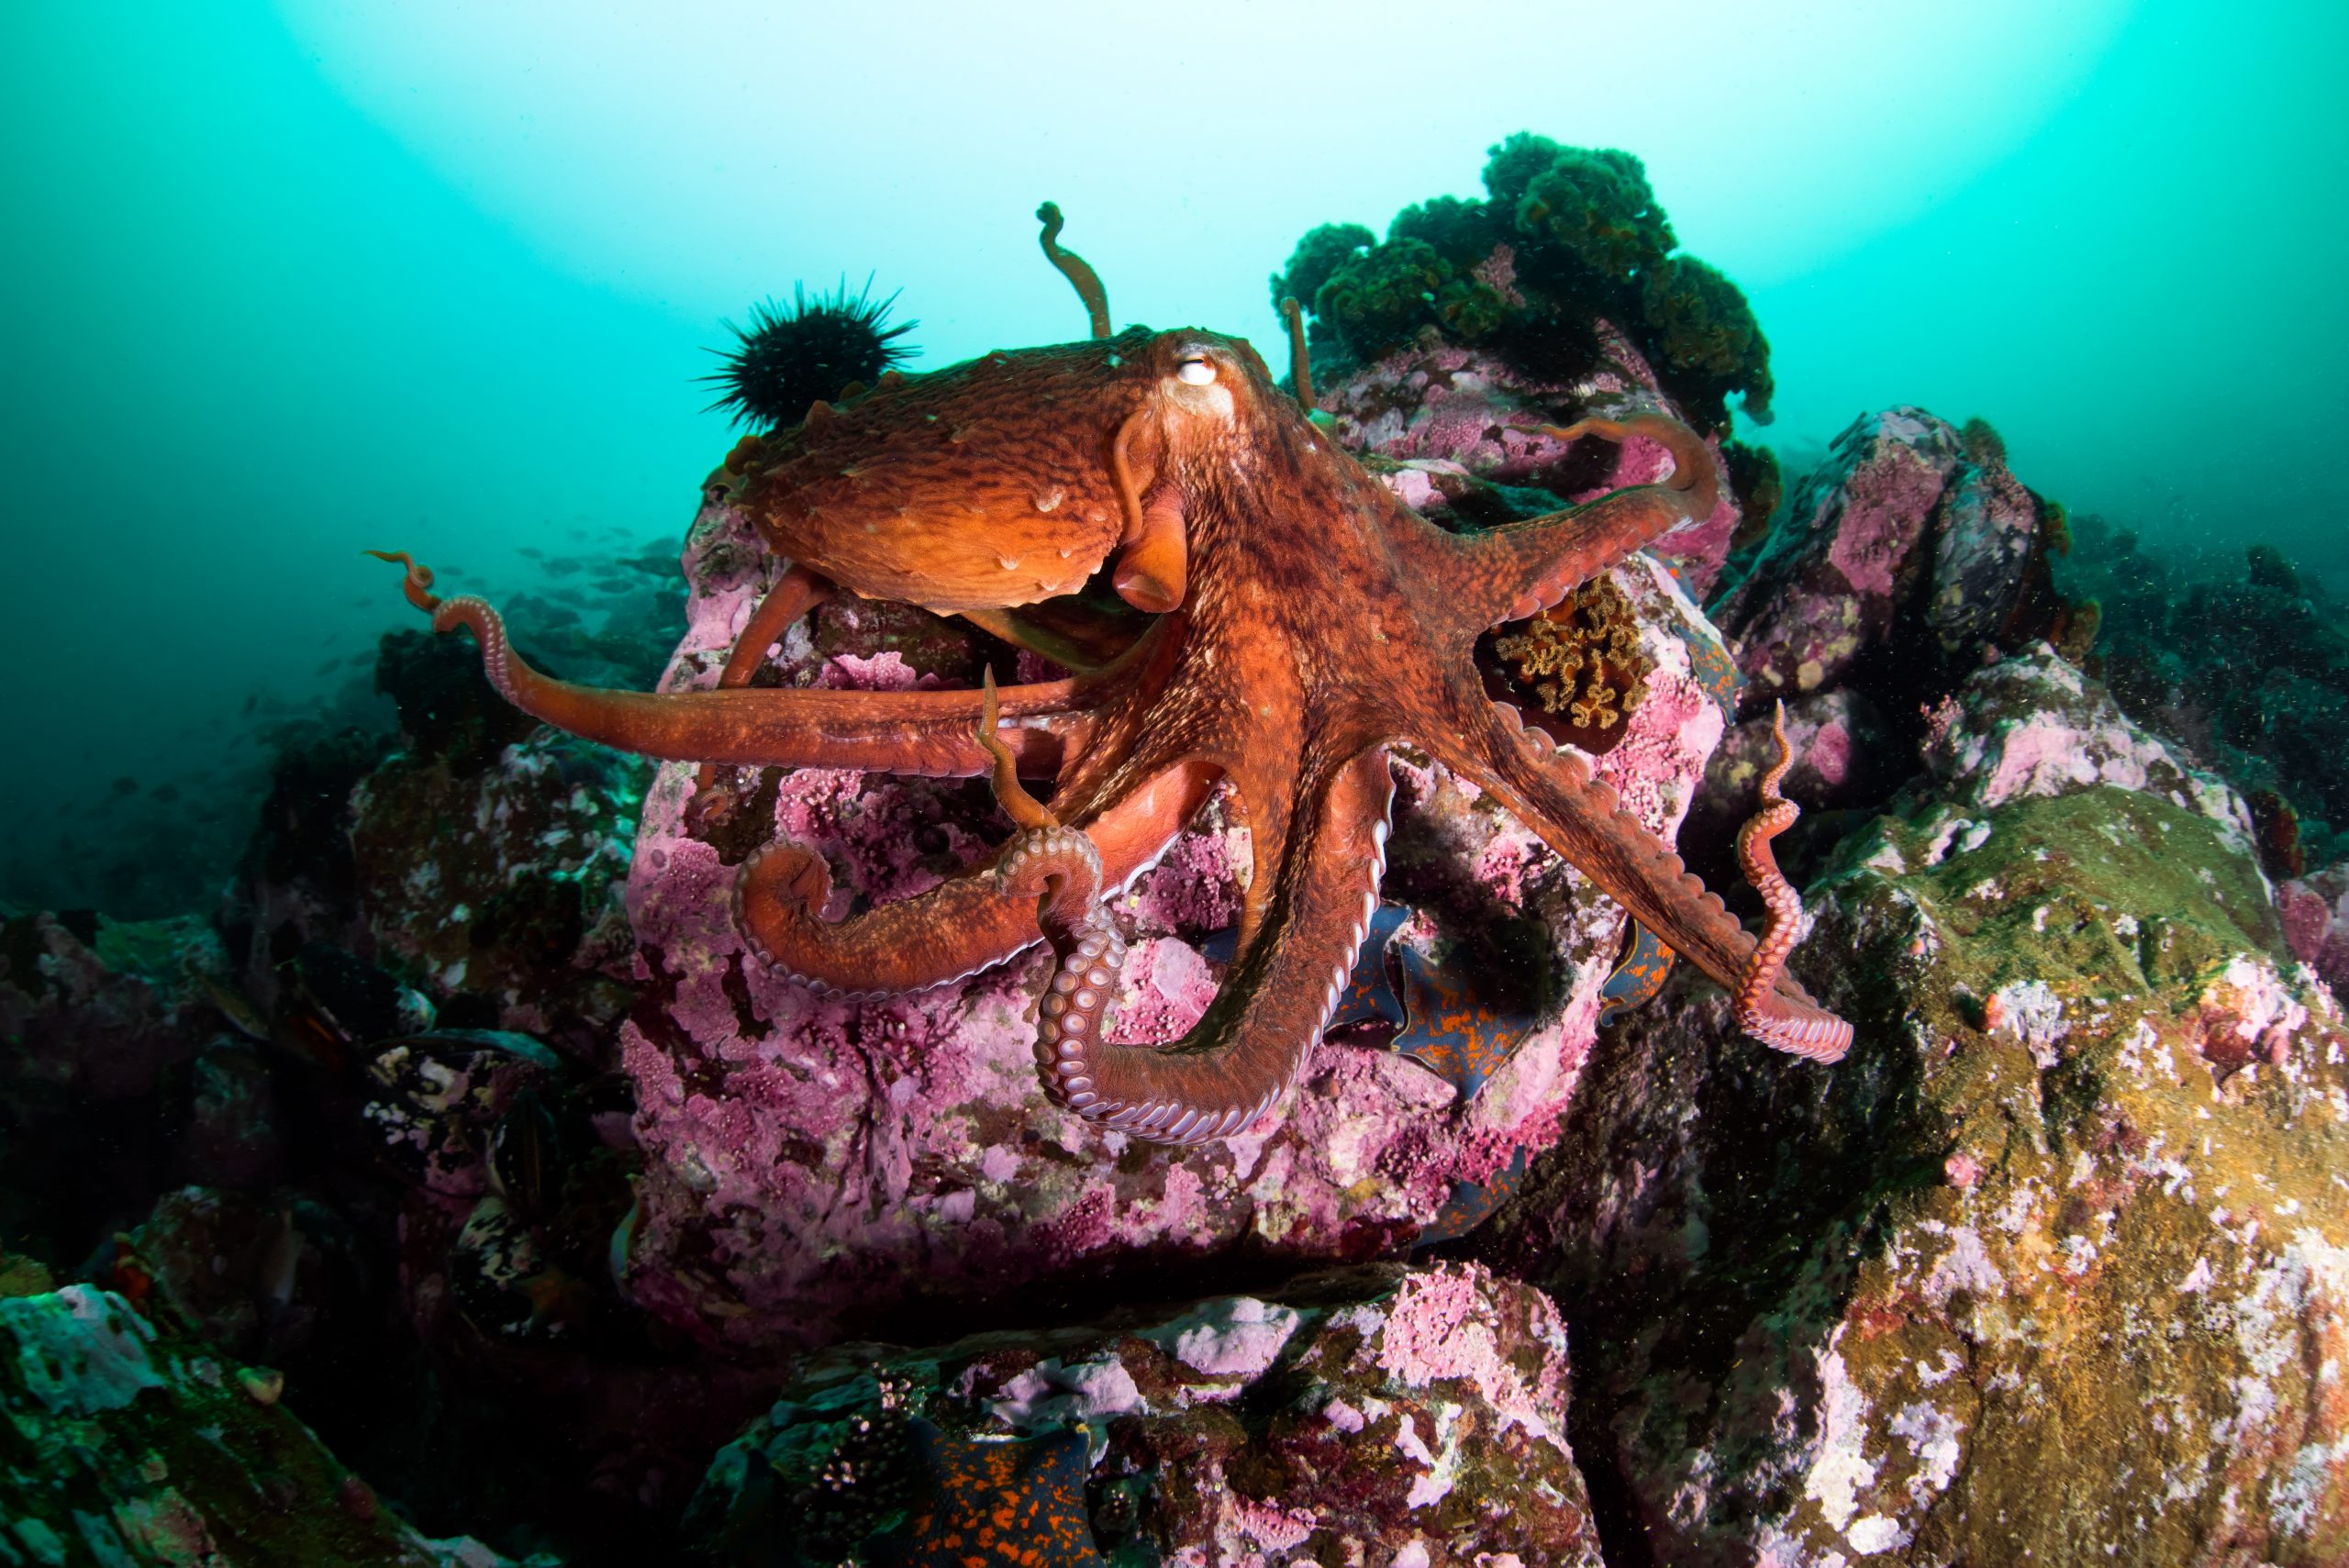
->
xmin=1712 ymin=408 xmax=2076 ymax=710
xmin=688 ymin=1261 xmax=1600 ymax=1566
xmin=613 ymin=495 xmax=1738 ymax=1351
xmin=2280 ymin=860 xmax=2349 ymax=998
xmin=1478 ymin=685 xmax=2349 ymax=1562
xmin=228 ymin=631 xmax=648 ymax=1055
xmin=0 ymin=908 xmax=234 ymax=1263
xmin=1321 ymin=324 xmax=1747 ymax=596
xmin=0 ymin=907 xmax=225 ymax=1103
xmin=0 ymin=1284 xmax=521 ymax=1566
xmin=1915 ymin=644 xmax=2254 ymax=842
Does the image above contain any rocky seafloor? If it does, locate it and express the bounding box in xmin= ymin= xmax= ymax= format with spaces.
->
xmin=12 ymin=144 xmax=2349 ymax=1566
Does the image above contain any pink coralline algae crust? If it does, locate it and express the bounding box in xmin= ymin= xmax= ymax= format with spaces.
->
xmin=1322 ymin=326 xmax=1743 ymax=596
xmin=1714 ymin=407 xmax=1977 ymax=703
xmin=1112 ymin=799 xmax=1245 ymax=939
xmin=1106 ymin=937 xmax=1219 ymax=1045
xmin=689 ymin=1262 xmax=1603 ymax=1565
xmin=1920 ymin=646 xmax=2254 ymax=846
xmin=1820 ymin=411 xmax=1959 ymax=601
xmin=812 ymin=649 xmax=938 ymax=692
xmin=2191 ymin=955 xmax=2310 ymax=1076
xmin=1687 ymin=690 xmax=1901 ymax=865
xmin=2279 ymin=862 xmax=2349 ymax=998
xmin=613 ymin=498 xmax=1735 ymax=1351
xmin=1347 ymin=1263 xmax=1573 ymax=1452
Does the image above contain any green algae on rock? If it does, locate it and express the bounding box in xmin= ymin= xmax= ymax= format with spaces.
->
xmin=1479 ymin=742 xmax=2349 ymax=1563
xmin=1275 ymin=133 xmax=1774 ymax=431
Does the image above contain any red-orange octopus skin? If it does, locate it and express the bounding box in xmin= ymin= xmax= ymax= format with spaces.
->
xmin=1731 ymin=704 xmax=1854 ymax=1062
xmin=378 ymin=294 xmax=1853 ymax=1151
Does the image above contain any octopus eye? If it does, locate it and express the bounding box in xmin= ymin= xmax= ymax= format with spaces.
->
xmin=1175 ymin=356 xmax=1217 ymax=386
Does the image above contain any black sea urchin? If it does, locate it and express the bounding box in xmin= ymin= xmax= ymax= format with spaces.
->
xmin=701 ymin=276 xmax=917 ymax=429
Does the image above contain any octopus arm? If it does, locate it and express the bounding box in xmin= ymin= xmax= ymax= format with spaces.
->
xmin=372 ymin=554 xmax=1084 ymax=774
xmin=733 ymin=761 xmax=1219 ymax=996
xmin=709 ymin=564 xmax=832 ymax=691
xmin=1010 ymin=745 xmax=1397 ymax=1147
xmin=1431 ymin=414 xmax=1723 ymax=633
xmin=1433 ymin=699 xmax=1850 ymax=1056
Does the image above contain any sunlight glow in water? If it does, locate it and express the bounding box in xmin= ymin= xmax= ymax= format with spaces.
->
xmin=4 ymin=0 xmax=2344 ymax=910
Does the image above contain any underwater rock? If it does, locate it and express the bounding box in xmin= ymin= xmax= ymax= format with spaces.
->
xmin=0 ymin=907 xmax=224 ymax=1102
xmin=1319 ymin=326 xmax=1745 ymax=596
xmin=1683 ymin=688 xmax=1903 ymax=868
xmin=0 ymin=908 xmax=236 ymax=1267
xmin=687 ymin=1261 xmax=1601 ymax=1565
xmin=2280 ymin=860 xmax=2349 ymax=999
xmin=613 ymin=495 xmax=1733 ymax=1351
xmin=229 ymin=631 xmax=648 ymax=1054
xmin=118 ymin=1187 xmax=352 ymax=1368
xmin=0 ymin=1284 xmax=525 ymax=1565
xmin=1916 ymin=644 xmax=2254 ymax=847
xmin=1713 ymin=407 xmax=2073 ymax=711
xmin=2062 ymin=515 xmax=2349 ymax=870
xmin=231 ymin=727 xmax=395 ymax=983
xmin=345 ymin=729 xmax=643 ymax=1050
xmin=1476 ymin=760 xmax=2349 ymax=1563
xmin=177 ymin=1040 xmax=285 ymax=1189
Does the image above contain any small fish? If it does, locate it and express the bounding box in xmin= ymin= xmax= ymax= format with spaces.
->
xmin=195 ymin=975 xmax=273 ymax=1042
xmin=518 ymin=546 xmax=546 ymax=561
xmin=110 ymin=776 xmax=136 ymax=795
xmin=150 ymin=784 xmax=179 ymax=804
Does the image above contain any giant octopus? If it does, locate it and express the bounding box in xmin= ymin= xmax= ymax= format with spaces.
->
xmin=375 ymin=205 xmax=1851 ymax=1151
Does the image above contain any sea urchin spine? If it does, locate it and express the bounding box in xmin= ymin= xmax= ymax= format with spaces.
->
xmin=701 ymin=275 xmax=917 ymax=430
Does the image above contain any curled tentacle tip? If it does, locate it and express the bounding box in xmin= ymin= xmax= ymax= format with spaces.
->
xmin=367 ymin=550 xmax=440 ymax=611
xmin=1278 ymin=295 xmax=1318 ymax=411
xmin=974 ymin=667 xmax=1060 ymax=832
xmin=1768 ymin=700 xmax=1794 ymax=773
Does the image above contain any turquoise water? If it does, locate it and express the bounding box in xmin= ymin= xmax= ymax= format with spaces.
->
xmin=4 ymin=1 xmax=2343 ymax=914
